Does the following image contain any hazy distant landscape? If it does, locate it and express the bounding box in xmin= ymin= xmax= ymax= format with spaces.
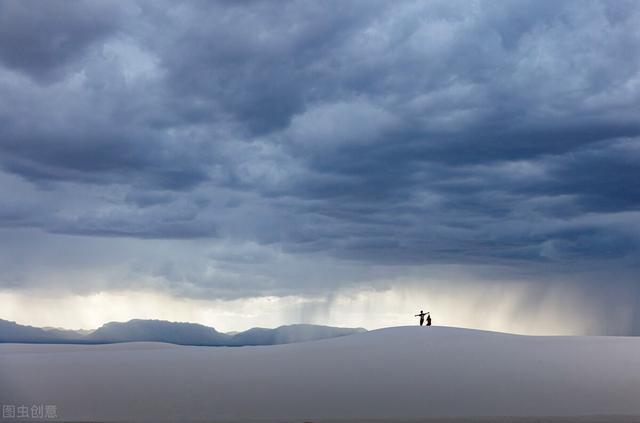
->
xmin=0 ymin=318 xmax=365 ymax=346
xmin=2 ymin=326 xmax=640 ymax=422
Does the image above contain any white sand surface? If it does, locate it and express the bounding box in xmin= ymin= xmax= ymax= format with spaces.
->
xmin=1 ymin=327 xmax=639 ymax=422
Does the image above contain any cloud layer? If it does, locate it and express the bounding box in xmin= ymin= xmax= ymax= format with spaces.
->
xmin=0 ymin=0 xmax=639 ymax=333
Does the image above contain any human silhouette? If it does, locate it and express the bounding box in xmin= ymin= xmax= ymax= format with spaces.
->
xmin=426 ymin=313 xmax=431 ymax=326
xmin=414 ymin=310 xmax=428 ymax=326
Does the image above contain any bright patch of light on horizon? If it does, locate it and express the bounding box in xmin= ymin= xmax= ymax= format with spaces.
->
xmin=1 ymin=278 xmax=629 ymax=335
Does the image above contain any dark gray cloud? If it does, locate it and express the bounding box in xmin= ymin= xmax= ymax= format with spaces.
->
xmin=0 ymin=0 xmax=639 ymax=325
xmin=0 ymin=0 xmax=126 ymax=82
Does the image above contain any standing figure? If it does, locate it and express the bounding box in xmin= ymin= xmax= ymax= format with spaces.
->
xmin=414 ymin=310 xmax=428 ymax=326
xmin=426 ymin=313 xmax=431 ymax=326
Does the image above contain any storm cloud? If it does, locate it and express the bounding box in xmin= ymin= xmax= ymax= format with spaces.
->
xmin=0 ymin=1 xmax=639 ymax=333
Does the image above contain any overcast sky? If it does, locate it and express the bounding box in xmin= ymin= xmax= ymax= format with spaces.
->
xmin=1 ymin=0 xmax=639 ymax=334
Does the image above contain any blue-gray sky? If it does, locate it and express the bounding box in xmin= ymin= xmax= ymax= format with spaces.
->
xmin=1 ymin=0 xmax=639 ymax=334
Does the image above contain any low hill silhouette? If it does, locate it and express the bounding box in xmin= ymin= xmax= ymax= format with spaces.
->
xmin=0 ymin=318 xmax=366 ymax=346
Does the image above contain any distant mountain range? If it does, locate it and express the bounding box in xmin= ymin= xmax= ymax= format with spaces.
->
xmin=0 ymin=318 xmax=366 ymax=346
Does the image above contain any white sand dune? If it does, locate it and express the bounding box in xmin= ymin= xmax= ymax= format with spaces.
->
xmin=1 ymin=326 xmax=640 ymax=422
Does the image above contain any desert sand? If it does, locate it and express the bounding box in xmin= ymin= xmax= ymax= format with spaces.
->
xmin=2 ymin=327 xmax=640 ymax=422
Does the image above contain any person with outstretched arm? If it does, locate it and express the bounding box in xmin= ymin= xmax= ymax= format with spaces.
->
xmin=415 ymin=310 xmax=428 ymax=326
